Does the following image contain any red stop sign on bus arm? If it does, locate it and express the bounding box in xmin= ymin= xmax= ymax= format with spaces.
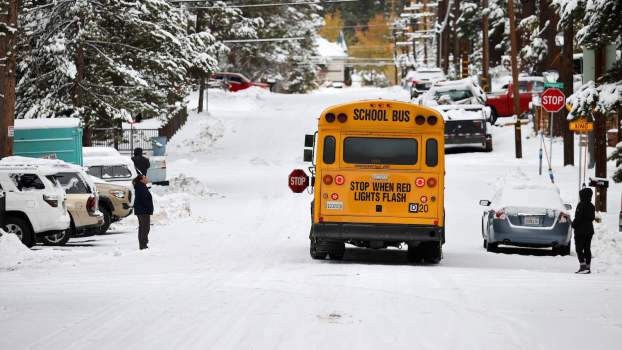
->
xmin=288 ymin=169 xmax=309 ymax=193
xmin=541 ymin=88 xmax=566 ymax=113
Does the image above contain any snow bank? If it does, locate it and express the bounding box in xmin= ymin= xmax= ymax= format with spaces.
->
xmin=0 ymin=231 xmax=30 ymax=270
xmin=148 ymin=174 xmax=211 ymax=225
xmin=168 ymin=113 xmax=225 ymax=154
xmin=592 ymin=214 xmax=622 ymax=274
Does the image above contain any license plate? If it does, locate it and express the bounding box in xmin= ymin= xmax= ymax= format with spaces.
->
xmin=523 ymin=216 xmax=540 ymax=225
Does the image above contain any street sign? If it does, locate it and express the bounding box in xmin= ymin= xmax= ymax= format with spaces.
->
xmin=541 ymin=88 xmax=566 ymax=112
xmin=544 ymin=82 xmax=564 ymax=89
xmin=569 ymin=118 xmax=594 ymax=132
xmin=288 ymin=169 xmax=309 ymax=193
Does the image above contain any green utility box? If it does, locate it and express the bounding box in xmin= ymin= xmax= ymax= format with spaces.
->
xmin=13 ymin=118 xmax=84 ymax=166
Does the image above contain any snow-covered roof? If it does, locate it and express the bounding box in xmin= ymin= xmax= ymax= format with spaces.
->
xmin=83 ymin=147 xmax=122 ymax=158
xmin=14 ymin=118 xmax=81 ymax=130
xmin=433 ymin=104 xmax=486 ymax=121
xmin=316 ymin=37 xmax=347 ymax=58
xmin=83 ymin=155 xmax=135 ymax=168
xmin=493 ymin=183 xmax=566 ymax=211
xmin=0 ymin=156 xmax=83 ymax=173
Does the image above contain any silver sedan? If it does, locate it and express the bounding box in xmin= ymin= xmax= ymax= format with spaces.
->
xmin=479 ymin=184 xmax=573 ymax=255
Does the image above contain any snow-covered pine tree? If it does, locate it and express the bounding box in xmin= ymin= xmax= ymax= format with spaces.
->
xmin=555 ymin=0 xmax=622 ymax=180
xmin=181 ymin=1 xmax=259 ymax=111
xmin=225 ymin=0 xmax=323 ymax=93
xmin=17 ymin=0 xmax=217 ymax=144
xmin=456 ymin=0 xmax=482 ymax=76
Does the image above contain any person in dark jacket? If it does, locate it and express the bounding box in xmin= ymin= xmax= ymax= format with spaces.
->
xmin=133 ymin=175 xmax=154 ymax=250
xmin=132 ymin=148 xmax=150 ymax=176
xmin=572 ymin=187 xmax=596 ymax=274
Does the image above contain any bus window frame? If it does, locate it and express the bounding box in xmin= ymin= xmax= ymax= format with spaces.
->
xmin=425 ymin=138 xmax=439 ymax=167
xmin=337 ymin=133 xmax=422 ymax=170
xmin=322 ymin=135 xmax=336 ymax=164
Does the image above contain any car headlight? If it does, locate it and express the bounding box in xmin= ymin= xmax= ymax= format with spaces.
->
xmin=110 ymin=190 xmax=126 ymax=199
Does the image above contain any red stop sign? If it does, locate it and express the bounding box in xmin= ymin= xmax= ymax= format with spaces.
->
xmin=288 ymin=169 xmax=309 ymax=193
xmin=541 ymin=88 xmax=566 ymax=112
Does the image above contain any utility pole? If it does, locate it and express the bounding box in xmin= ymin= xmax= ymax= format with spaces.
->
xmin=594 ymin=46 xmax=607 ymax=212
xmin=481 ymin=0 xmax=490 ymax=92
xmin=423 ymin=0 xmax=428 ymax=65
xmin=508 ymin=0 xmax=522 ymax=158
xmin=561 ymin=22 xmax=574 ymax=166
xmin=0 ymin=0 xmax=19 ymax=158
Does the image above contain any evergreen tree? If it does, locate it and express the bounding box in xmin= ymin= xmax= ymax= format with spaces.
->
xmin=17 ymin=0 xmax=218 ymax=143
xmin=225 ymin=1 xmax=323 ymax=93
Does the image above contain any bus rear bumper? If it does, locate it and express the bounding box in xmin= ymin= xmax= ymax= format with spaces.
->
xmin=311 ymin=222 xmax=444 ymax=243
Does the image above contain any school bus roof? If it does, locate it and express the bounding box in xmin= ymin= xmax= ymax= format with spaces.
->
xmin=318 ymin=99 xmax=444 ymax=131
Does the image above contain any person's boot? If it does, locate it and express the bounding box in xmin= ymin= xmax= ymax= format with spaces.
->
xmin=585 ymin=264 xmax=591 ymax=274
xmin=575 ymin=263 xmax=588 ymax=274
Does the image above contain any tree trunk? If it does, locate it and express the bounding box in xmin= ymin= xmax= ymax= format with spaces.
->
xmin=481 ymin=0 xmax=490 ymax=92
xmin=561 ymin=23 xmax=574 ymax=166
xmin=195 ymin=9 xmax=205 ymax=113
xmin=74 ymin=41 xmax=89 ymax=146
xmin=0 ymin=0 xmax=19 ymax=158
xmin=508 ymin=0 xmax=522 ymax=158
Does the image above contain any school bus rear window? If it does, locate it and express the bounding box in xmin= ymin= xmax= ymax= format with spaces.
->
xmin=323 ymin=136 xmax=336 ymax=164
xmin=426 ymin=139 xmax=438 ymax=167
xmin=343 ymin=137 xmax=418 ymax=165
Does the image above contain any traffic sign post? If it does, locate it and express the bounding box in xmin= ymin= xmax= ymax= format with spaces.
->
xmin=569 ymin=118 xmax=594 ymax=192
xmin=288 ymin=169 xmax=309 ymax=193
xmin=540 ymin=88 xmax=566 ymax=183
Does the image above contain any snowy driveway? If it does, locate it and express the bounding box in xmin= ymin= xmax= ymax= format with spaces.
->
xmin=1 ymin=87 xmax=622 ymax=349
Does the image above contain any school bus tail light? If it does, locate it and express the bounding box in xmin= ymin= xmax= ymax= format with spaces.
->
xmin=427 ymin=177 xmax=437 ymax=187
xmin=334 ymin=175 xmax=345 ymax=185
xmin=323 ymin=174 xmax=333 ymax=185
xmin=415 ymin=115 xmax=426 ymax=125
xmin=325 ymin=113 xmax=336 ymax=123
xmin=337 ymin=113 xmax=348 ymax=123
xmin=427 ymin=115 xmax=438 ymax=125
xmin=415 ymin=177 xmax=425 ymax=187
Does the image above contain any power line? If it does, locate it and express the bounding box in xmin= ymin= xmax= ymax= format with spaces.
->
xmin=223 ymin=37 xmax=304 ymax=43
xmin=169 ymin=0 xmax=359 ymax=9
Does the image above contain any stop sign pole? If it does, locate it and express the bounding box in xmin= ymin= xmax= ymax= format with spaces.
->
xmin=541 ymin=88 xmax=566 ymax=183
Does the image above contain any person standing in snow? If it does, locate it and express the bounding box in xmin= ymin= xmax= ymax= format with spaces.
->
xmin=572 ymin=187 xmax=596 ymax=274
xmin=133 ymin=175 xmax=154 ymax=250
xmin=132 ymin=147 xmax=150 ymax=176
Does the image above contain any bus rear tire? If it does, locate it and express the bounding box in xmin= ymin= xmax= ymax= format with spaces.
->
xmin=421 ymin=241 xmax=442 ymax=264
xmin=328 ymin=243 xmax=345 ymax=260
xmin=310 ymin=238 xmax=327 ymax=260
xmin=407 ymin=243 xmax=421 ymax=263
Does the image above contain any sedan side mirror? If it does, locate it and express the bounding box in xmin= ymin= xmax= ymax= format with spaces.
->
xmin=564 ymin=204 xmax=572 ymax=210
xmin=479 ymin=199 xmax=491 ymax=206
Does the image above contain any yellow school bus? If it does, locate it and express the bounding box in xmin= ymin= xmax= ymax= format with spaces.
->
xmin=303 ymin=100 xmax=445 ymax=263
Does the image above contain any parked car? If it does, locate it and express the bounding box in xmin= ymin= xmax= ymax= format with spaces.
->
xmin=0 ymin=164 xmax=71 ymax=247
xmin=486 ymin=77 xmax=544 ymax=123
xmin=52 ymin=169 xmax=104 ymax=241
xmin=406 ymin=67 xmax=446 ymax=99
xmin=479 ymin=183 xmax=572 ymax=255
xmin=420 ymin=79 xmax=492 ymax=151
xmin=83 ymin=147 xmax=137 ymax=187
xmin=420 ymin=78 xmax=487 ymax=107
xmin=435 ymin=105 xmax=493 ymax=152
xmin=90 ymin=176 xmax=133 ymax=234
xmin=211 ymin=72 xmax=270 ymax=92
xmin=1 ymin=157 xmax=103 ymax=245
xmin=83 ymin=147 xmax=168 ymax=185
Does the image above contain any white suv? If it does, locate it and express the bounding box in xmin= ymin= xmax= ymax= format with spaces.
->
xmin=1 ymin=157 xmax=104 ymax=246
xmin=0 ymin=165 xmax=71 ymax=247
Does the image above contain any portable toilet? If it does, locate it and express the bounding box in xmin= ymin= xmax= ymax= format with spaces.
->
xmin=13 ymin=118 xmax=84 ymax=166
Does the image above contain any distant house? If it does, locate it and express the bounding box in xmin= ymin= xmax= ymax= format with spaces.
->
xmin=315 ymin=33 xmax=351 ymax=85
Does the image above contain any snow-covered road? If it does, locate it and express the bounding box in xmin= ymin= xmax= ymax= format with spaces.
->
xmin=2 ymin=87 xmax=622 ymax=349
